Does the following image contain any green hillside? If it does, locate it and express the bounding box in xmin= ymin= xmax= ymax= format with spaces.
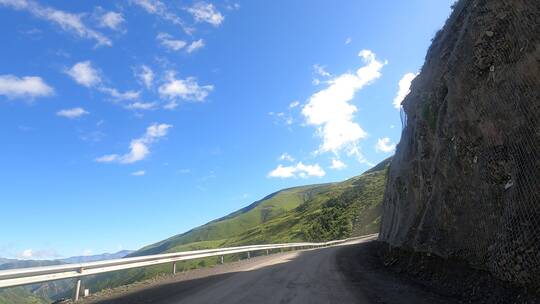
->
xmin=224 ymin=163 xmax=387 ymax=246
xmin=133 ymin=183 xmax=333 ymax=256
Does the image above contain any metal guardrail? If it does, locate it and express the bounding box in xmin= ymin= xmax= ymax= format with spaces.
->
xmin=0 ymin=234 xmax=377 ymax=301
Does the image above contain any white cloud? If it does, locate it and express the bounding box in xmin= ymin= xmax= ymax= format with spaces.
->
xmin=393 ymin=72 xmax=418 ymax=109
xmin=186 ymin=39 xmax=205 ymax=53
xmin=99 ymin=87 xmax=140 ymax=101
xmin=66 ymin=61 xmax=101 ymax=87
xmin=96 ymin=123 xmax=172 ymax=164
xmin=131 ymin=0 xmax=192 ymax=33
xmin=66 ymin=61 xmax=140 ymax=101
xmin=138 ymin=65 xmax=154 ymax=89
xmin=302 ymin=50 xmax=385 ymax=155
xmin=131 ymin=0 xmax=160 ymax=13
xmin=131 ymin=170 xmax=146 ymax=176
xmin=375 ymin=137 xmax=396 ymax=153
xmin=163 ymin=101 xmax=179 ymax=110
xmin=268 ymin=162 xmax=326 ymax=179
xmin=126 ymin=101 xmax=158 ymax=110
xmin=20 ymin=249 xmax=33 ymax=259
xmin=330 ymin=158 xmax=346 ymax=170
xmin=157 ymin=32 xmax=187 ymax=51
xmin=158 ymin=72 xmax=213 ymax=102
xmin=56 ymin=107 xmax=89 ymax=119
xmin=99 ymin=11 xmax=125 ymax=31
xmin=0 ymin=0 xmax=111 ymax=46
xmin=279 ymin=153 xmax=295 ymax=162
xmin=313 ymin=64 xmax=331 ymax=77
xmin=0 ymin=74 xmax=54 ymax=99
xmin=289 ymin=101 xmax=300 ymax=109
xmin=187 ymin=2 xmax=224 ymax=26
xmin=345 ymin=37 xmax=352 ymax=44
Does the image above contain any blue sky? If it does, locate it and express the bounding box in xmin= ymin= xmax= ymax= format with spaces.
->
xmin=0 ymin=0 xmax=455 ymax=259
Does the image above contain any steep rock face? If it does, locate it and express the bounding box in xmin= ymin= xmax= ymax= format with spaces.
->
xmin=380 ymin=0 xmax=540 ymax=288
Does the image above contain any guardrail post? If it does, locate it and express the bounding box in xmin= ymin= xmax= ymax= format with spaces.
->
xmin=173 ymin=262 xmax=177 ymax=275
xmin=266 ymin=249 xmax=269 ymax=255
xmin=220 ymin=256 xmax=224 ymax=264
xmin=73 ymin=278 xmax=81 ymax=302
xmin=247 ymin=251 xmax=250 ymax=259
xmin=73 ymin=267 xmax=84 ymax=302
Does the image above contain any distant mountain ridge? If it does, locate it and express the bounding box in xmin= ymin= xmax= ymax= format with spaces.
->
xmin=0 ymin=258 xmax=17 ymax=266
xmin=57 ymin=250 xmax=134 ymax=264
xmin=0 ymin=250 xmax=134 ymax=270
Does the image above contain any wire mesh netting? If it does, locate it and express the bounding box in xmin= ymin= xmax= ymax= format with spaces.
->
xmin=381 ymin=0 xmax=540 ymax=288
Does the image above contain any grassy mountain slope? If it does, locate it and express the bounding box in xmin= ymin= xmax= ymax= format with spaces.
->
xmin=134 ymin=183 xmax=332 ymax=256
xmin=223 ymin=159 xmax=388 ymax=246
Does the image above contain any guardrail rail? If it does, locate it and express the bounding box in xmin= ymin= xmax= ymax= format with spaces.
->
xmin=0 ymin=234 xmax=377 ymax=301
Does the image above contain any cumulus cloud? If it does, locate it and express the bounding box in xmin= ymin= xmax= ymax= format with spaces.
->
xmin=131 ymin=0 xmax=192 ymax=34
xmin=157 ymin=32 xmax=187 ymax=51
xmin=375 ymin=137 xmax=396 ymax=153
xmin=0 ymin=0 xmax=111 ymax=46
xmin=268 ymin=162 xmax=325 ymax=179
xmin=131 ymin=170 xmax=146 ymax=176
xmin=56 ymin=107 xmax=89 ymax=119
xmin=158 ymin=71 xmax=213 ymax=104
xmin=187 ymin=39 xmax=205 ymax=53
xmin=137 ymin=65 xmax=154 ymax=89
xmin=96 ymin=123 xmax=172 ymax=164
xmin=99 ymin=11 xmax=125 ymax=31
xmin=187 ymin=2 xmax=224 ymax=26
xmin=279 ymin=153 xmax=295 ymax=162
xmin=65 ymin=61 xmax=101 ymax=87
xmin=330 ymin=158 xmax=346 ymax=170
xmin=0 ymin=74 xmax=54 ymax=99
xmin=393 ymin=72 xmax=418 ymax=109
xmin=302 ymin=50 xmax=385 ymax=155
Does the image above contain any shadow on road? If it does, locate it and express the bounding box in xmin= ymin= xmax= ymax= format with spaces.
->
xmin=85 ymin=241 xmax=462 ymax=304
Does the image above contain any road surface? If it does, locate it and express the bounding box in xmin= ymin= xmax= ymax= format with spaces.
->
xmin=84 ymin=238 xmax=458 ymax=304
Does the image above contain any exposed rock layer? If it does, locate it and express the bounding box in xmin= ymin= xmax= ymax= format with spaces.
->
xmin=380 ymin=0 xmax=540 ymax=289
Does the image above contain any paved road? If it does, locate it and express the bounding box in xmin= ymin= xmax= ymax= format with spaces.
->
xmin=87 ymin=238 xmax=458 ymax=304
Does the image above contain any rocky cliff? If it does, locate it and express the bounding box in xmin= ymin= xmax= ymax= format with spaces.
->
xmin=380 ymin=0 xmax=540 ymax=289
